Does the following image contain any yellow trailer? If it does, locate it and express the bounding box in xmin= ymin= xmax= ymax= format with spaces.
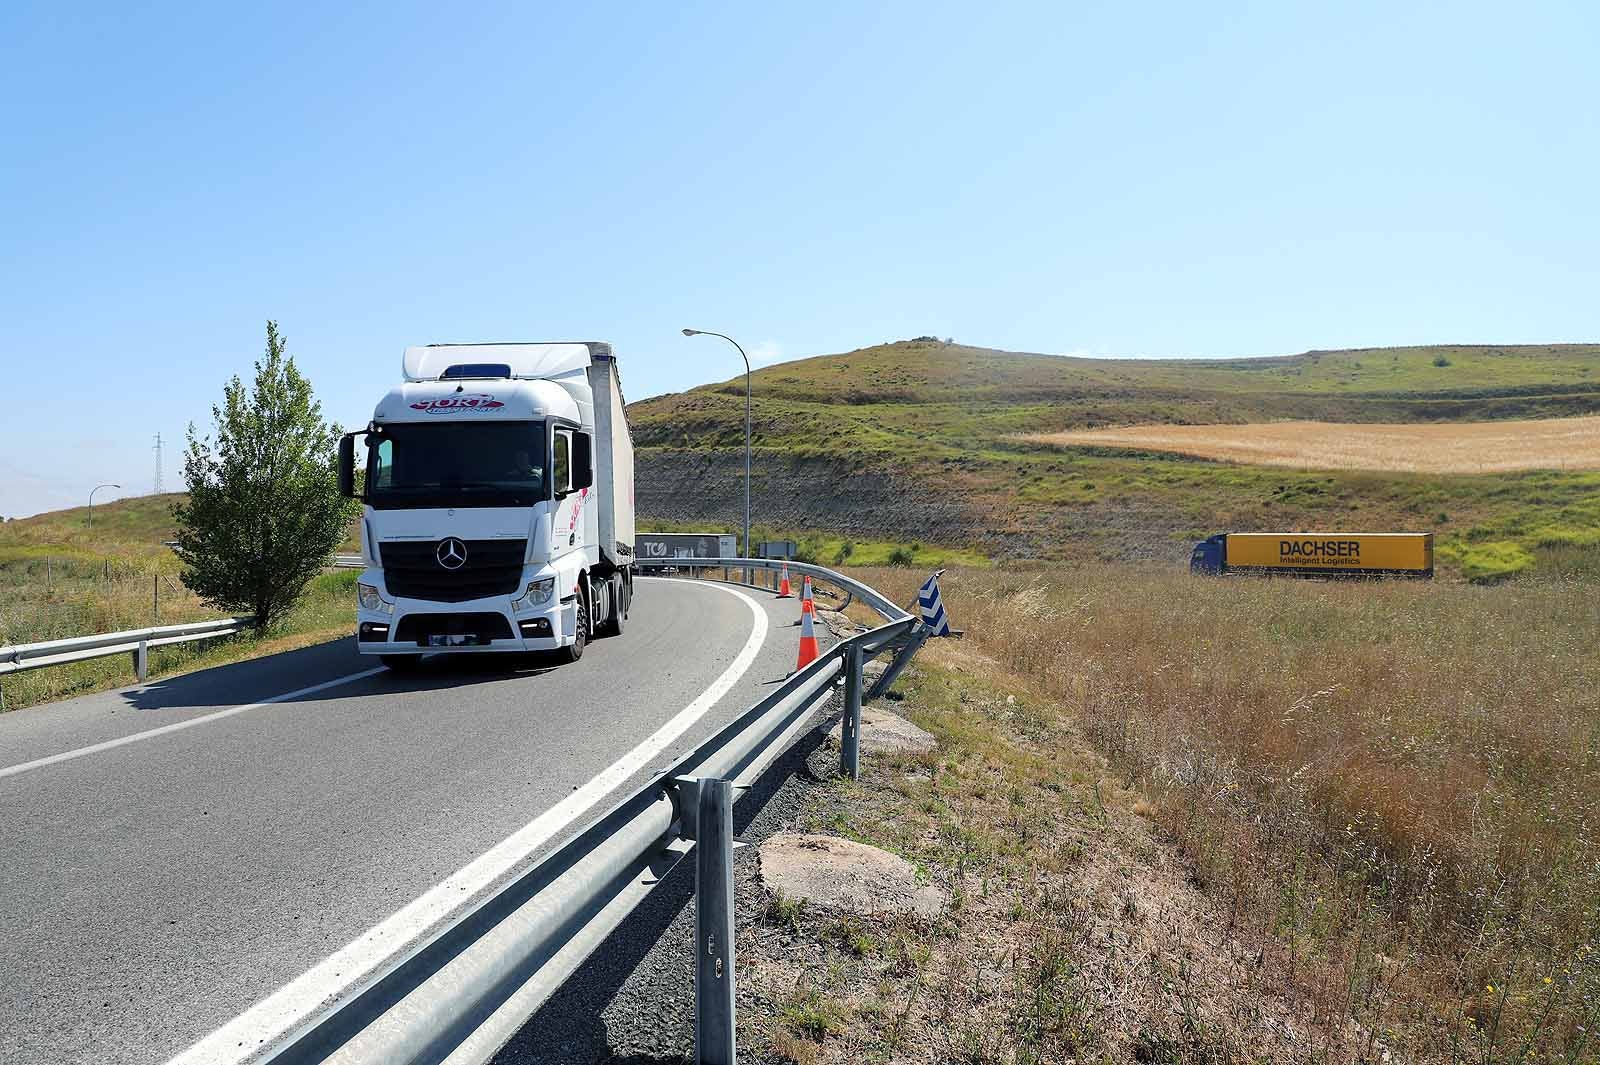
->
xmin=1190 ymin=532 xmax=1433 ymax=578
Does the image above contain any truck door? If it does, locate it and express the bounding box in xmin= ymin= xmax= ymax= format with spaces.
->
xmin=552 ymin=428 xmax=579 ymax=557
xmin=551 ymin=426 xmax=594 ymax=560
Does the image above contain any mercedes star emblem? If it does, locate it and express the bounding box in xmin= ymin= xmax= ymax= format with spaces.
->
xmin=435 ymin=537 xmax=468 ymax=570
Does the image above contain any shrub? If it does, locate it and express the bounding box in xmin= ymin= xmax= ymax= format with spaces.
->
xmin=1454 ymin=540 xmax=1535 ymax=583
xmin=794 ymin=535 xmax=827 ymax=565
xmin=174 ymin=321 xmax=356 ymax=630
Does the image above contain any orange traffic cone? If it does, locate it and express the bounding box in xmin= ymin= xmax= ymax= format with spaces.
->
xmin=777 ymin=562 xmax=792 ymax=598
xmin=795 ymin=576 xmax=815 ymax=626
xmin=795 ymin=600 xmax=820 ymax=670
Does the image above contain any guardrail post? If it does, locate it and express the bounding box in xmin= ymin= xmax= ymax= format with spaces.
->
xmin=132 ymin=640 xmax=148 ymax=683
xmin=841 ymin=642 xmax=863 ymax=780
xmin=695 ymin=777 xmax=737 ymax=1065
xmin=866 ymin=627 xmax=929 ymax=702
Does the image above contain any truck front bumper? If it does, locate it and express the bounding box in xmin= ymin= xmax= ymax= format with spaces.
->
xmin=355 ymin=577 xmax=577 ymax=655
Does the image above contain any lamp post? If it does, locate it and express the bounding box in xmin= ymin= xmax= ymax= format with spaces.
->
xmin=681 ymin=329 xmax=752 ymax=561
xmin=88 ymin=483 xmax=120 ymax=526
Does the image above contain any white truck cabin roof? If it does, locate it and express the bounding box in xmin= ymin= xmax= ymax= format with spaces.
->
xmin=402 ymin=342 xmax=611 ymax=383
xmin=373 ymin=378 xmax=581 ymax=425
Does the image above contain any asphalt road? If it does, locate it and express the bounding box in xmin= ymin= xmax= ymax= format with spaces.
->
xmin=0 ymin=577 xmax=813 ymax=1065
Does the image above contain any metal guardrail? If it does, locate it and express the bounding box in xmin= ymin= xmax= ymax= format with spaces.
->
xmin=640 ymin=556 xmax=911 ymax=622
xmin=0 ymin=616 xmax=253 ymax=683
xmin=242 ymin=558 xmax=927 ymax=1065
xmin=169 ymin=544 xmax=362 ymax=569
xmin=652 ymin=557 xmax=927 ymax=701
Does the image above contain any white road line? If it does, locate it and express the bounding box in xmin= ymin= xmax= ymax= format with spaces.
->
xmin=0 ymin=667 xmax=388 ymax=781
xmin=165 ymin=578 xmax=768 ymax=1065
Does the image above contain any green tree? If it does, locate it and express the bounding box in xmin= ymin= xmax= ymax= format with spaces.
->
xmin=174 ymin=321 xmax=355 ymax=630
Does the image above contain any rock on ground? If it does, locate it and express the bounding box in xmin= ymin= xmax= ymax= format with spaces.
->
xmin=828 ymin=706 xmax=936 ymax=755
xmin=758 ymin=833 xmax=942 ymax=918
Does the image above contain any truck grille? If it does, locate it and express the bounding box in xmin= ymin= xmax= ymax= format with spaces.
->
xmin=380 ymin=539 xmax=527 ymax=602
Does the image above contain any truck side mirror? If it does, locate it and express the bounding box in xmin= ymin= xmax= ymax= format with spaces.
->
xmin=337 ymin=434 xmax=358 ymax=499
xmin=573 ymin=432 xmax=594 ymax=491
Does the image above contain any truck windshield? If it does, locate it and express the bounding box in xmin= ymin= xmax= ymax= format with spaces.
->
xmin=366 ymin=421 xmax=547 ymax=509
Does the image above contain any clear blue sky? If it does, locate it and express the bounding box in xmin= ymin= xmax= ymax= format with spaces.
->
xmin=4 ymin=1 xmax=1597 ymax=517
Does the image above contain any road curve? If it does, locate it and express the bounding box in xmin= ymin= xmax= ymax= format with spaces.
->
xmin=0 ymin=577 xmax=813 ymax=1065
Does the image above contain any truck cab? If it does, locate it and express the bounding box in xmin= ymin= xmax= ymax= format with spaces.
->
xmin=338 ymin=342 xmax=634 ymax=670
xmin=1190 ymin=535 xmax=1226 ymax=575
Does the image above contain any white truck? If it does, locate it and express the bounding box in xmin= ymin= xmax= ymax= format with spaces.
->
xmin=337 ymin=342 xmax=635 ymax=670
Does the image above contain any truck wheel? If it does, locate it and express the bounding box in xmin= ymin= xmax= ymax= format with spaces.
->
xmin=559 ymin=595 xmax=588 ymax=663
xmin=596 ymin=575 xmax=625 ymax=637
xmin=380 ymin=654 xmax=422 ymax=672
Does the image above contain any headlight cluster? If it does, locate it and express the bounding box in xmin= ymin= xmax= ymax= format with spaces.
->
xmin=357 ymin=581 xmax=393 ymax=614
xmin=511 ymin=578 xmax=556 ymax=613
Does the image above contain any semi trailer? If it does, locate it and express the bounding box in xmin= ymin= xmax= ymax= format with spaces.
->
xmin=1190 ymin=532 xmax=1433 ymax=579
xmin=634 ymin=531 xmax=738 ymax=562
xmin=338 ymin=342 xmax=635 ymax=670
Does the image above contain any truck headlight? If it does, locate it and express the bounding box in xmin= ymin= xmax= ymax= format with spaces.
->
xmin=511 ymin=578 xmax=555 ymax=612
xmin=358 ymin=581 xmax=393 ymax=614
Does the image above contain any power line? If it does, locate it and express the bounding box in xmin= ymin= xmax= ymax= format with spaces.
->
xmin=153 ymin=433 xmax=164 ymax=495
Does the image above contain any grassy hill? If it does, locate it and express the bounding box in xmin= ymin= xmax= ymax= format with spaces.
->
xmin=0 ymin=492 xmax=185 ymax=564
xmin=628 ymin=340 xmax=1600 ymax=580
xmin=632 ymin=340 xmax=1600 ymax=453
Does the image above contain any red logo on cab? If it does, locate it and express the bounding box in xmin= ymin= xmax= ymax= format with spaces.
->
xmin=409 ymin=394 xmax=505 ymax=413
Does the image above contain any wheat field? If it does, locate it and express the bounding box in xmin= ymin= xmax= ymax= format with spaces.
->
xmin=1027 ymin=415 xmax=1600 ymax=473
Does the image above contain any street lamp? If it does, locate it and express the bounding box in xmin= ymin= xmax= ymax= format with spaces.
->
xmin=87 ymin=483 xmax=120 ymax=525
xmin=682 ymin=328 xmax=752 ymax=560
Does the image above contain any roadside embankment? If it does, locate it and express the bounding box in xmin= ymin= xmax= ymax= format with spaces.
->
xmin=0 ymin=569 xmax=358 ymax=711
xmin=0 ymin=494 xmax=364 ymax=712
xmin=742 ymin=648 xmax=1355 ymax=1063
xmin=757 ymin=564 xmax=1599 ymax=1062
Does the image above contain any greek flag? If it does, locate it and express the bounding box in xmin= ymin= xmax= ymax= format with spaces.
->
xmin=917 ymin=572 xmax=951 ymax=637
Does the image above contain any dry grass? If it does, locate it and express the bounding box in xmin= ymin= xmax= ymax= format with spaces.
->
xmin=0 ymin=557 xmax=358 ymax=710
xmin=748 ymin=648 xmax=1361 ymax=1063
xmin=828 ymin=564 xmax=1600 ymax=1063
xmin=1025 ymin=415 xmax=1600 ymax=473
xmin=0 ymin=555 xmax=217 ymax=645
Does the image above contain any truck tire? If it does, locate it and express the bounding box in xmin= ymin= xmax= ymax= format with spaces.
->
xmin=380 ymin=654 xmax=422 ymax=672
xmin=559 ymin=594 xmax=588 ymax=663
xmin=596 ymin=574 xmax=625 ymax=637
